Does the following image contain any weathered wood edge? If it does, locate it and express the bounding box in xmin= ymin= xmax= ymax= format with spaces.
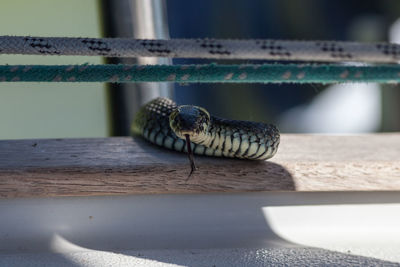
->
xmin=0 ymin=134 xmax=399 ymax=198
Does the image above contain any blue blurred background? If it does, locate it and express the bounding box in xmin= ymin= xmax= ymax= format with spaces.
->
xmin=168 ymin=0 xmax=400 ymax=133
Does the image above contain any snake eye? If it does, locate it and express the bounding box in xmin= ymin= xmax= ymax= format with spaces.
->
xmin=169 ymin=110 xmax=180 ymax=129
xmin=197 ymin=107 xmax=210 ymax=121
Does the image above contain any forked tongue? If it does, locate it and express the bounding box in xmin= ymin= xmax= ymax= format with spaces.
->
xmin=185 ymin=134 xmax=197 ymax=179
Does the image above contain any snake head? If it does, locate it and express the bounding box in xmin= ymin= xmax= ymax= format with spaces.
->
xmin=169 ymin=105 xmax=210 ymax=141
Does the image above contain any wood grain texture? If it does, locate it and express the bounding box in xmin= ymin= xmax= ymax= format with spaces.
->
xmin=0 ymin=134 xmax=399 ymax=198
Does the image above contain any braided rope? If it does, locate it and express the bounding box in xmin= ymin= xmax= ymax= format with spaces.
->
xmin=1 ymin=36 xmax=400 ymax=63
xmin=1 ymin=63 xmax=400 ymax=83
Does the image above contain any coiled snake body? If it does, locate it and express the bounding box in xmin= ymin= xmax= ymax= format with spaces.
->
xmin=132 ymin=98 xmax=280 ymax=175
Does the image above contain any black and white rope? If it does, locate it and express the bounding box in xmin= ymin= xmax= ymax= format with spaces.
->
xmin=1 ymin=36 xmax=400 ymax=63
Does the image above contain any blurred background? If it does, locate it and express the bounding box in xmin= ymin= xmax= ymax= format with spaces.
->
xmin=0 ymin=0 xmax=399 ymax=139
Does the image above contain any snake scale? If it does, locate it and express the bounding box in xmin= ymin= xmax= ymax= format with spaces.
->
xmin=132 ymin=98 xmax=280 ymax=175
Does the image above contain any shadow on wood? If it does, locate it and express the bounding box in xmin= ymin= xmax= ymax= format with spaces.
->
xmin=0 ymin=137 xmax=294 ymax=198
xmin=1 ymin=133 xmax=400 ymax=198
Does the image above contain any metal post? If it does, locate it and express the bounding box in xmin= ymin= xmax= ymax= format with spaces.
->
xmin=101 ymin=0 xmax=173 ymax=136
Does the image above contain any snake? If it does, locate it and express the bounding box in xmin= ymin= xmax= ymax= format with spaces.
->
xmin=131 ymin=97 xmax=280 ymax=176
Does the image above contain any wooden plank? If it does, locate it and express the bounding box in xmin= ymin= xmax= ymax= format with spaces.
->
xmin=0 ymin=134 xmax=399 ymax=198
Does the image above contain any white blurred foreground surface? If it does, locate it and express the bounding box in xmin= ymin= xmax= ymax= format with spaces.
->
xmin=1 ymin=193 xmax=400 ymax=266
